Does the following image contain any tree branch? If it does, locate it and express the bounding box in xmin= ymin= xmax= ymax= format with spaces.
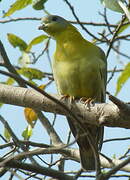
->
xmin=0 ymin=142 xmax=130 ymax=172
xmin=0 ymin=17 xmax=119 ymax=27
xmin=35 ymin=111 xmax=63 ymax=146
xmin=0 ymin=40 xmax=26 ymax=87
xmin=0 ymin=83 xmax=130 ymax=129
xmin=0 ymin=158 xmax=74 ymax=180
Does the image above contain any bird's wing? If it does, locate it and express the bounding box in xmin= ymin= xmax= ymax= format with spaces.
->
xmin=96 ymin=48 xmax=107 ymax=151
xmin=99 ymin=48 xmax=107 ymax=103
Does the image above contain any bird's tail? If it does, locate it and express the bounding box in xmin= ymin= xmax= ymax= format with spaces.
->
xmin=79 ymin=147 xmax=95 ymax=170
xmin=78 ymin=126 xmax=103 ymax=170
xmin=67 ymin=116 xmax=103 ymax=171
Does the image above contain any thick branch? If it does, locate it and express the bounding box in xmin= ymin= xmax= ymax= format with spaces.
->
xmin=0 ymin=84 xmax=130 ymax=129
xmin=0 ymin=144 xmax=130 ymax=172
xmin=0 ymin=158 xmax=73 ymax=180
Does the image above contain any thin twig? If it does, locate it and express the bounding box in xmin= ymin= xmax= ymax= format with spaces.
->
xmin=63 ymin=0 xmax=105 ymax=42
xmin=35 ymin=111 xmax=63 ymax=146
xmin=100 ymin=156 xmax=130 ymax=180
xmin=103 ymin=137 xmax=130 ymax=143
xmin=103 ymin=8 xmax=113 ymax=35
xmin=0 ymin=17 xmax=119 ymax=27
xmin=0 ymin=158 xmax=74 ymax=180
xmin=0 ymin=141 xmax=50 ymax=149
xmin=106 ymin=16 xmax=126 ymax=59
xmin=113 ymin=46 xmax=130 ymax=59
xmin=107 ymin=66 xmax=117 ymax=84
xmin=0 ymin=41 xmax=26 ymax=87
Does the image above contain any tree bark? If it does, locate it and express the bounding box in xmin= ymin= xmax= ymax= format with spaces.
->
xmin=0 ymin=83 xmax=130 ymax=129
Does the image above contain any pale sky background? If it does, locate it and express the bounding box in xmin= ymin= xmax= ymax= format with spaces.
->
xmin=0 ymin=0 xmax=130 ymax=179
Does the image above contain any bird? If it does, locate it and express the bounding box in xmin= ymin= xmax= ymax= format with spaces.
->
xmin=38 ymin=15 xmax=107 ymax=170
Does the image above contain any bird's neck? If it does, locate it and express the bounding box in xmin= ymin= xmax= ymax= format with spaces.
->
xmin=54 ymin=25 xmax=91 ymax=60
xmin=56 ymin=25 xmax=85 ymax=44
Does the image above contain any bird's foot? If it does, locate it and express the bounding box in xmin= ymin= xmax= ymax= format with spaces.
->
xmin=79 ymin=97 xmax=95 ymax=110
xmin=60 ymin=95 xmax=75 ymax=104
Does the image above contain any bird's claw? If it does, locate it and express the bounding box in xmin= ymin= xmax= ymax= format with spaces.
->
xmin=79 ymin=97 xmax=95 ymax=109
xmin=60 ymin=95 xmax=75 ymax=104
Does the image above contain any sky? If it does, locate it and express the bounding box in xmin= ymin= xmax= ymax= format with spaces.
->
xmin=0 ymin=0 xmax=130 ymax=179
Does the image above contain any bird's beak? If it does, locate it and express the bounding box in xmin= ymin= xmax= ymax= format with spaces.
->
xmin=38 ymin=22 xmax=49 ymax=31
xmin=38 ymin=17 xmax=49 ymax=30
xmin=38 ymin=24 xmax=45 ymax=30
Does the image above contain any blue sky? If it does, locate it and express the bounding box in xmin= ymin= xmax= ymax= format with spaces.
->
xmin=0 ymin=0 xmax=130 ymax=179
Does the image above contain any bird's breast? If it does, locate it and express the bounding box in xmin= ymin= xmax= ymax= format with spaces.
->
xmin=52 ymin=56 xmax=102 ymax=99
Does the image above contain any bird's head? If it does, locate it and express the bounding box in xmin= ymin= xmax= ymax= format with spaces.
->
xmin=38 ymin=15 xmax=70 ymax=38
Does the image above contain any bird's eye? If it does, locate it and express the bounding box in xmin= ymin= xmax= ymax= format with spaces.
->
xmin=52 ymin=16 xmax=58 ymax=21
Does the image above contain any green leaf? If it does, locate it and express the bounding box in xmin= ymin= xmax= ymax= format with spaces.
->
xmin=18 ymin=52 xmax=31 ymax=67
xmin=0 ymin=103 xmax=3 ymax=108
xmin=28 ymin=80 xmax=38 ymax=86
xmin=32 ymin=0 xmax=47 ymax=10
xmin=100 ymin=0 xmax=125 ymax=13
xmin=102 ymin=170 xmax=107 ymax=174
xmin=26 ymin=35 xmax=48 ymax=52
xmin=117 ymin=20 xmax=130 ymax=34
xmin=115 ymin=63 xmax=130 ymax=95
xmin=112 ymin=154 xmax=116 ymax=159
xmin=7 ymin=33 xmax=27 ymax=51
xmin=6 ymin=77 xmax=15 ymax=85
xmin=18 ymin=67 xmax=45 ymax=80
xmin=4 ymin=128 xmax=11 ymax=142
xmin=118 ymin=1 xmax=130 ymax=22
xmin=3 ymin=0 xmax=32 ymax=17
xmin=22 ymin=125 xmax=33 ymax=140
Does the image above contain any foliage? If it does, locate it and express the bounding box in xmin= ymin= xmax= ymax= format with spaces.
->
xmin=1 ymin=0 xmax=130 ymax=179
xmin=3 ymin=0 xmax=48 ymax=17
xmin=4 ymin=128 xmax=11 ymax=142
xmin=17 ymin=67 xmax=45 ymax=80
xmin=22 ymin=124 xmax=33 ymax=140
xmin=32 ymin=0 xmax=47 ymax=10
xmin=3 ymin=0 xmax=33 ymax=17
xmin=7 ymin=33 xmax=48 ymax=66
xmin=100 ymin=0 xmax=125 ymax=13
xmin=7 ymin=33 xmax=48 ymax=52
xmin=116 ymin=63 xmax=130 ymax=95
xmin=7 ymin=33 xmax=28 ymax=51
xmin=26 ymin=35 xmax=48 ymax=51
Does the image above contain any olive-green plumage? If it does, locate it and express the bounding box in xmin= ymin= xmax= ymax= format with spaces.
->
xmin=39 ymin=15 xmax=107 ymax=170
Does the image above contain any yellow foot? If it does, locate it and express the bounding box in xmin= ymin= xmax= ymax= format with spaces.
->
xmin=79 ymin=97 xmax=95 ymax=109
xmin=60 ymin=95 xmax=75 ymax=104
